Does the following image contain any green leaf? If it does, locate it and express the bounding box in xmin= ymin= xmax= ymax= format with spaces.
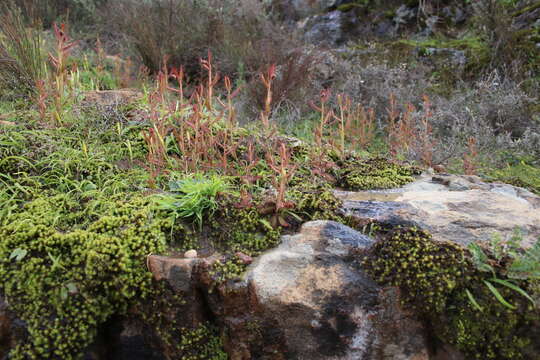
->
xmin=490 ymin=278 xmax=535 ymax=305
xmin=465 ymin=288 xmax=483 ymax=312
xmin=60 ymin=287 xmax=68 ymax=301
xmin=9 ymin=248 xmax=27 ymax=262
xmin=483 ymin=280 xmax=516 ymax=310
xmin=259 ymin=218 xmax=274 ymax=231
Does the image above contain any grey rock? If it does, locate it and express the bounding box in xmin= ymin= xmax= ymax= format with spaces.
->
xmin=303 ymin=10 xmax=358 ymax=45
xmin=277 ymin=0 xmax=338 ymax=20
xmin=147 ymin=255 xmax=200 ymax=292
xmin=337 ymin=174 xmax=540 ymax=246
xmin=246 ymin=220 xmax=429 ymax=359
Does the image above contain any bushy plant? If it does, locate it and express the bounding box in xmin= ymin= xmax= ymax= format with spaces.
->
xmin=13 ymin=0 xmax=105 ymax=28
xmin=155 ymin=174 xmax=230 ymax=229
xmin=0 ymin=3 xmax=47 ymax=96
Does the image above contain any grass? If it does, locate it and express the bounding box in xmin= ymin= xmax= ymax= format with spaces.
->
xmin=0 ymin=3 xmax=47 ymax=96
xmin=487 ymin=162 xmax=540 ymax=195
xmin=155 ymin=173 xmax=230 ymax=229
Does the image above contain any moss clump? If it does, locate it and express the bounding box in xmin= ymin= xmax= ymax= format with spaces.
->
xmin=364 ymin=227 xmax=467 ymax=313
xmin=0 ymin=196 xmax=168 ymax=359
xmin=176 ymin=324 xmax=228 ymax=360
xmin=211 ymin=206 xmax=282 ymax=256
xmin=290 ymin=183 xmax=343 ymax=221
xmin=363 ymin=227 xmax=538 ymax=359
xmin=133 ymin=284 xmax=228 ymax=359
xmin=336 ymin=157 xmax=420 ymax=191
xmin=210 ymin=256 xmax=247 ymax=285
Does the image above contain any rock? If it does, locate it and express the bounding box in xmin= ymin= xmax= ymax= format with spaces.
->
xmin=235 ymin=252 xmax=253 ymax=265
xmin=393 ymin=5 xmax=417 ymax=28
xmin=336 ymin=173 xmax=540 ymax=246
xmin=245 ymin=220 xmax=429 ymax=359
xmin=85 ymin=316 xmax=164 ymax=360
xmin=184 ymin=249 xmax=198 ymax=258
xmin=0 ymin=296 xmax=25 ymax=359
xmin=513 ymin=6 xmax=540 ymax=30
xmin=143 ymin=221 xmax=430 ymax=359
xmin=414 ymin=47 xmax=467 ymax=68
xmin=277 ymin=0 xmax=338 ymax=19
xmin=303 ymin=10 xmax=359 ymax=46
xmin=147 ymin=255 xmax=200 ymax=292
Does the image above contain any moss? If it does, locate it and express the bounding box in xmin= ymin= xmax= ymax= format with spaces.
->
xmin=134 ymin=283 xmax=228 ymax=359
xmin=210 ymin=256 xmax=247 ymax=285
xmin=398 ymin=36 xmax=491 ymax=76
xmin=213 ymin=207 xmax=282 ymax=256
xmin=363 ymin=227 xmax=539 ymax=359
xmin=487 ymin=162 xmax=540 ymax=195
xmin=289 ymin=183 xmax=343 ymax=221
xmin=0 ymin=196 xmax=169 ymax=359
xmin=512 ymin=2 xmax=540 ymax=17
xmin=175 ymin=324 xmax=228 ymax=360
xmin=335 ymin=157 xmax=420 ymax=191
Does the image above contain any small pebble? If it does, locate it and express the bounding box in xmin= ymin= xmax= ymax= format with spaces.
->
xmin=235 ymin=252 xmax=253 ymax=265
xmin=184 ymin=249 xmax=198 ymax=258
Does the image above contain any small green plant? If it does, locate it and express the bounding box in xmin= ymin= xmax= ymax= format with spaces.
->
xmin=155 ymin=173 xmax=230 ymax=229
xmin=467 ymin=231 xmax=539 ymax=310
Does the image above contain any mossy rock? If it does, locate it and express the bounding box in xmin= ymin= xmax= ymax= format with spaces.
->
xmin=335 ymin=157 xmax=421 ymax=190
xmin=363 ymin=227 xmax=540 ymax=359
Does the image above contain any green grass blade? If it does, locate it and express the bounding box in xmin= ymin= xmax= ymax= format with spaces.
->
xmin=465 ymin=288 xmax=483 ymax=312
xmin=483 ymin=280 xmax=516 ymax=310
xmin=490 ymin=278 xmax=535 ymax=305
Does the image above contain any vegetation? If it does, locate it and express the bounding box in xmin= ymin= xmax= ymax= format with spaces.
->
xmin=363 ymin=227 xmax=539 ymax=359
xmin=0 ymin=0 xmax=539 ymax=358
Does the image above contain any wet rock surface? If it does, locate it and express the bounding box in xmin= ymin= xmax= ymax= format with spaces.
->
xmin=337 ymin=173 xmax=540 ymax=246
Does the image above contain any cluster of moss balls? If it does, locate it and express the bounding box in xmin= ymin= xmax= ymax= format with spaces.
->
xmin=336 ymin=157 xmax=421 ymax=190
xmin=0 ymin=196 xmax=169 ymax=359
xmin=363 ymin=227 xmax=538 ymax=359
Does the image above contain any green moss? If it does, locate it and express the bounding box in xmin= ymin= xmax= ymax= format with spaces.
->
xmin=363 ymin=227 xmax=539 ymax=359
xmin=175 ymin=324 xmax=228 ymax=360
xmin=0 ymin=196 xmax=169 ymax=359
xmin=398 ymin=36 xmax=491 ymax=76
xmin=210 ymin=257 xmax=247 ymax=285
xmin=289 ymin=183 xmax=343 ymax=221
xmin=336 ymin=157 xmax=420 ymax=190
xmin=487 ymin=162 xmax=540 ymax=195
xmin=213 ymin=207 xmax=282 ymax=256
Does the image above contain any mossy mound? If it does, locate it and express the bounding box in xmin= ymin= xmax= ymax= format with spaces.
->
xmin=0 ymin=196 xmax=169 ymax=359
xmin=335 ymin=157 xmax=421 ymax=190
xmin=0 ymin=106 xmax=422 ymax=358
xmin=363 ymin=227 xmax=539 ymax=359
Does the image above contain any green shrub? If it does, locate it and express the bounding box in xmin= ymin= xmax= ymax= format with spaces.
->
xmin=0 ymin=3 xmax=47 ymax=96
xmin=13 ymin=0 xmax=105 ymax=28
xmin=155 ymin=173 xmax=230 ymax=229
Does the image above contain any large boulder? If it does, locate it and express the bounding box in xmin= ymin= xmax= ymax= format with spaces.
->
xmin=244 ymin=220 xmax=429 ymax=359
xmin=336 ymin=173 xmax=540 ymax=246
xmin=147 ymin=221 xmax=430 ymax=359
